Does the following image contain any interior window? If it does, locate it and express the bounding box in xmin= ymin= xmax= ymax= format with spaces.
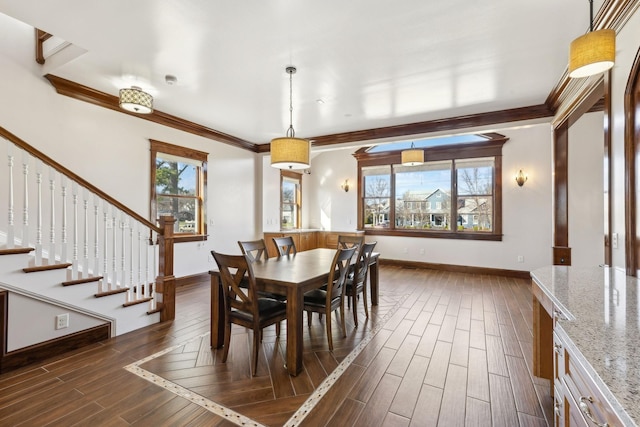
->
xmin=150 ymin=140 xmax=208 ymax=242
xmin=281 ymin=170 xmax=301 ymax=229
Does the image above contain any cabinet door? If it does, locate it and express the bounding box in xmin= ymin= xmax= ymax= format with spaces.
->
xmin=282 ymin=233 xmax=301 ymax=253
xmin=263 ymin=233 xmax=283 ymax=258
xmin=299 ymin=232 xmax=317 ymax=252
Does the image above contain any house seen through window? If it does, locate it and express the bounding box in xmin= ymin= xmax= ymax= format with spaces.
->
xmin=356 ymin=133 xmax=505 ymax=241
xmin=150 ymin=140 xmax=208 ymax=241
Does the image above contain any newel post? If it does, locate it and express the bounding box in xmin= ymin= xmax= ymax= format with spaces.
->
xmin=157 ymin=215 xmax=176 ymax=321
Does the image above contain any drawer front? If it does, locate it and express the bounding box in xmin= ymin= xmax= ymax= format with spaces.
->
xmin=553 ymin=331 xmax=566 ymax=382
xmin=563 ymin=347 xmax=623 ymax=427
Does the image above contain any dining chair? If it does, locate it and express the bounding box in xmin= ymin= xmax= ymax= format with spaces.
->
xmin=337 ymin=234 xmax=364 ymax=250
xmin=303 ymin=246 xmax=357 ymax=351
xmin=211 ymin=250 xmax=287 ymax=376
xmin=238 ymin=239 xmax=269 ymax=262
xmin=272 ymin=236 xmax=297 ymax=257
xmin=238 ymin=239 xmax=286 ymax=301
xmin=345 ymin=241 xmax=377 ymax=327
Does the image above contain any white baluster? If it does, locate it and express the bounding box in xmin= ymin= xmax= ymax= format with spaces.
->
xmin=82 ymin=191 xmax=89 ymax=277
xmin=102 ymin=206 xmax=109 ymax=292
xmin=94 ymin=196 xmax=100 ymax=278
xmin=35 ymin=162 xmax=42 ymax=265
xmin=121 ymin=217 xmax=126 ymax=294
xmin=60 ymin=176 xmax=68 ymax=263
xmin=111 ymin=210 xmax=118 ymax=287
xmin=137 ymin=225 xmax=142 ymax=300
xmin=144 ymin=229 xmax=150 ymax=300
xmin=151 ymin=231 xmax=157 ymax=309
xmin=72 ymin=182 xmax=79 ymax=278
xmin=21 ymin=152 xmax=29 ymax=249
xmin=129 ymin=222 xmax=135 ymax=301
xmin=48 ymin=167 xmax=56 ymax=263
xmin=6 ymin=142 xmax=15 ymax=249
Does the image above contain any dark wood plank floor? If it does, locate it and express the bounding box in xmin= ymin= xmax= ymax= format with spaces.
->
xmin=0 ymin=265 xmax=552 ymax=426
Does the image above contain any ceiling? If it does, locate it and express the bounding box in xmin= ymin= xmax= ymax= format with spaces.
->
xmin=0 ymin=0 xmax=603 ymax=146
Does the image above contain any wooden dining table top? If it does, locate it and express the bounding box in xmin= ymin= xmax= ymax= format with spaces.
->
xmin=250 ymin=247 xmax=339 ymax=291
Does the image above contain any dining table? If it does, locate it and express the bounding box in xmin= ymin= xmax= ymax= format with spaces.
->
xmin=209 ymin=247 xmax=380 ymax=376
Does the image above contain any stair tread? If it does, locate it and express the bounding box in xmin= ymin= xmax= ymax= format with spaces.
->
xmin=0 ymin=247 xmax=35 ymax=255
xmin=23 ymin=263 xmax=72 ymax=273
xmin=123 ymin=297 xmax=153 ymax=307
xmin=62 ymin=276 xmax=103 ymax=286
xmin=95 ymin=287 xmax=129 ymax=298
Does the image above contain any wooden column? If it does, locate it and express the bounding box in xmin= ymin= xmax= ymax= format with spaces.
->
xmin=157 ymin=216 xmax=176 ymax=321
xmin=553 ymin=123 xmax=571 ymax=265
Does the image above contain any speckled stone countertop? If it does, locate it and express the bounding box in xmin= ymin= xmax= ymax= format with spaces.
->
xmin=531 ymin=265 xmax=640 ymax=427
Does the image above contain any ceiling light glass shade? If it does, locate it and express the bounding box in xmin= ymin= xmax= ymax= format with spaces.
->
xmin=401 ymin=148 xmax=424 ymax=166
xmin=119 ymin=86 xmax=153 ymax=114
xmin=569 ymin=29 xmax=615 ymax=78
xmin=270 ymin=137 xmax=310 ymax=169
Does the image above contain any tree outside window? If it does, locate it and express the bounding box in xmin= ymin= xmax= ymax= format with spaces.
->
xmin=150 ymin=140 xmax=208 ymax=241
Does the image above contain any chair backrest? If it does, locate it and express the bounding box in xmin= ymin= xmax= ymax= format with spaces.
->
xmin=272 ymin=236 xmax=297 ymax=257
xmin=327 ymin=246 xmax=357 ymax=299
xmin=211 ymin=251 xmax=258 ymax=317
xmin=238 ymin=239 xmax=269 ymax=263
xmin=337 ymin=235 xmax=364 ymax=250
xmin=353 ymin=241 xmax=377 ymax=285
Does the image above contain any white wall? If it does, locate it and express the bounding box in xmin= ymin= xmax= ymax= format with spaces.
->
xmin=568 ymin=112 xmax=605 ymax=267
xmin=0 ymin=14 xmax=259 ymax=276
xmin=609 ymin=10 xmax=640 ymax=269
xmin=6 ymin=292 xmax=106 ymax=351
xmin=269 ymin=123 xmax=554 ymax=272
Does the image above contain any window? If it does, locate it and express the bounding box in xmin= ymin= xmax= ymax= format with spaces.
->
xmin=281 ymin=170 xmax=301 ymax=229
xmin=355 ymin=133 xmax=506 ymax=241
xmin=150 ymin=140 xmax=208 ymax=242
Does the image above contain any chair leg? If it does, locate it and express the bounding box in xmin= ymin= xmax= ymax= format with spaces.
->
xmin=326 ymin=310 xmax=333 ymax=351
xmin=352 ymin=292 xmax=359 ymax=327
xmin=340 ymin=300 xmax=347 ymax=338
xmin=363 ymin=287 xmax=369 ymax=318
xmin=222 ymin=320 xmax=232 ymax=363
xmin=307 ymin=310 xmax=312 ymax=327
xmin=252 ymin=329 xmax=260 ymax=376
xmin=275 ymin=321 xmax=281 ymax=337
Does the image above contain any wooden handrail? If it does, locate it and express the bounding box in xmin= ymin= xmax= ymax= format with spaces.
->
xmin=0 ymin=125 xmax=162 ymax=234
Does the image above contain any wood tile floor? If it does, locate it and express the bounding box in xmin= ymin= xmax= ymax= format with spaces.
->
xmin=0 ymin=265 xmax=552 ymax=426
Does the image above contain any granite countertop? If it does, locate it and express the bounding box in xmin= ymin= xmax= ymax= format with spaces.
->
xmin=531 ymin=265 xmax=640 ymax=426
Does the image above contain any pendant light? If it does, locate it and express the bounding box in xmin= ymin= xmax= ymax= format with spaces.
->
xmin=270 ymin=66 xmax=310 ymax=169
xmin=401 ymin=142 xmax=424 ymax=166
xmin=568 ymin=0 xmax=615 ymax=79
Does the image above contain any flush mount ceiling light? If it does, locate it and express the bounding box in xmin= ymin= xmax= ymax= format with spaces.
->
xmin=401 ymin=142 xmax=424 ymax=166
xmin=270 ymin=66 xmax=310 ymax=170
xmin=568 ymin=0 xmax=615 ymax=78
xmin=119 ymin=86 xmax=153 ymax=114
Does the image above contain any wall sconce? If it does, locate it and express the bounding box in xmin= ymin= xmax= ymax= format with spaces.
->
xmin=515 ymin=169 xmax=528 ymax=187
xmin=341 ymin=179 xmax=350 ymax=192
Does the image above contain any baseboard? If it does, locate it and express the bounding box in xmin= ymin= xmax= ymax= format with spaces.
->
xmin=1 ymin=323 xmax=110 ymax=373
xmin=175 ymin=272 xmax=210 ymax=288
xmin=379 ymin=258 xmax=531 ymax=279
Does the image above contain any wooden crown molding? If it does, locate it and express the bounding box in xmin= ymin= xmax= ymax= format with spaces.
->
xmin=44 ymin=74 xmax=258 ymax=153
xmin=546 ymin=0 xmax=640 ymax=123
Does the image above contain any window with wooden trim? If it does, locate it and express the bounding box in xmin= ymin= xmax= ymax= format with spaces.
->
xmin=281 ymin=170 xmax=301 ymax=229
xmin=150 ymin=140 xmax=208 ymax=242
xmin=355 ymin=133 xmax=506 ymax=241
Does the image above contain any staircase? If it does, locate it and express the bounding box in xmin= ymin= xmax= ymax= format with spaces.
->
xmin=0 ymin=126 xmax=176 ymax=370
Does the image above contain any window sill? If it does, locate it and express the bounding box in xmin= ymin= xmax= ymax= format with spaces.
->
xmin=364 ymin=229 xmax=502 ymax=241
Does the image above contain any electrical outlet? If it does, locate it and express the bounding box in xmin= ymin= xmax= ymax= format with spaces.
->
xmin=612 ymin=233 xmax=618 ymax=249
xmin=419 ymin=248 xmax=425 ymax=255
xmin=517 ymin=255 xmax=524 ymax=263
xmin=55 ymin=313 xmax=69 ymax=330
xmin=402 ymin=248 xmax=408 ymax=254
